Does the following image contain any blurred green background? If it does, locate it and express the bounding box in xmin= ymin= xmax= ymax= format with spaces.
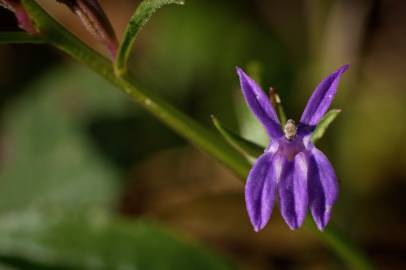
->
xmin=0 ymin=0 xmax=406 ymax=269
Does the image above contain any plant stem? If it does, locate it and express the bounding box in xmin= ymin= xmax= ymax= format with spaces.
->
xmin=21 ymin=0 xmax=250 ymax=178
xmin=0 ymin=31 xmax=44 ymax=44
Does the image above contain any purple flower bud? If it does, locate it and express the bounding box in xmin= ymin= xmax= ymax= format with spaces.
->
xmin=57 ymin=0 xmax=118 ymax=58
xmin=0 ymin=0 xmax=37 ymax=34
xmin=237 ymin=65 xmax=349 ymax=231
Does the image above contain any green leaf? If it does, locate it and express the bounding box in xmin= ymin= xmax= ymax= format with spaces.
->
xmin=0 ymin=65 xmax=128 ymax=212
xmin=0 ymin=64 xmax=234 ymax=269
xmin=211 ymin=116 xmax=263 ymax=162
xmin=114 ymin=0 xmax=185 ymax=76
xmin=0 ymin=208 xmax=233 ymax=270
xmin=311 ymin=109 xmax=341 ymax=143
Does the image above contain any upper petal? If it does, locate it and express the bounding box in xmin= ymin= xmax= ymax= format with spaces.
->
xmin=245 ymin=152 xmax=278 ymax=232
xmin=299 ymin=65 xmax=349 ymax=128
xmin=308 ymin=148 xmax=339 ymax=230
xmin=237 ymin=67 xmax=283 ymax=139
xmin=278 ymin=152 xmax=308 ymax=230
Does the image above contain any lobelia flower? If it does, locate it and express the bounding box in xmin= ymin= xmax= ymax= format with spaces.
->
xmin=0 ymin=0 xmax=37 ymax=34
xmin=237 ymin=64 xmax=349 ymax=231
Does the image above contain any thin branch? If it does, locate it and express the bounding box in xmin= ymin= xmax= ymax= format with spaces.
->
xmin=0 ymin=31 xmax=44 ymax=44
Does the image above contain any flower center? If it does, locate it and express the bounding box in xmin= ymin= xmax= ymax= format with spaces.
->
xmin=283 ymin=119 xmax=297 ymax=140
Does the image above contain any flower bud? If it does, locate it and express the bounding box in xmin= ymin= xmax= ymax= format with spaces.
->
xmin=0 ymin=0 xmax=37 ymax=34
xmin=57 ymin=0 xmax=118 ymax=58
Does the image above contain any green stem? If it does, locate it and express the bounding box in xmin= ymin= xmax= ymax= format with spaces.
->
xmin=21 ymin=0 xmax=250 ymax=178
xmin=0 ymin=31 xmax=44 ymax=44
xmin=305 ymin=219 xmax=375 ymax=270
xmin=18 ymin=1 xmax=374 ymax=269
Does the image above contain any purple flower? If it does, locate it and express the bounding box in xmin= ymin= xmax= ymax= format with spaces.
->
xmin=237 ymin=65 xmax=348 ymax=231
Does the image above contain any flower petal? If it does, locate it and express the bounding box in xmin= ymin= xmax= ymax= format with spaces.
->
xmin=300 ymin=65 xmax=349 ymax=128
xmin=245 ymin=152 xmax=278 ymax=232
xmin=237 ymin=67 xmax=282 ymax=139
xmin=308 ymin=148 xmax=339 ymax=230
xmin=278 ymin=152 xmax=308 ymax=230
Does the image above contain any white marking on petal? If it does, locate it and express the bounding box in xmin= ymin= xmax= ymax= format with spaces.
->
xmin=296 ymin=153 xmax=308 ymax=176
xmin=266 ymin=141 xmax=279 ymax=154
xmin=273 ymin=155 xmax=284 ymax=181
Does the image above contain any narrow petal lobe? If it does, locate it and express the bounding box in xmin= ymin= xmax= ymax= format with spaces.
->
xmin=300 ymin=65 xmax=349 ymax=128
xmin=237 ymin=67 xmax=282 ymax=139
xmin=308 ymin=148 xmax=339 ymax=230
xmin=245 ymin=153 xmax=278 ymax=232
xmin=278 ymin=152 xmax=308 ymax=230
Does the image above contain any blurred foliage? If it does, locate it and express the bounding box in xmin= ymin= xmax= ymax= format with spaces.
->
xmin=130 ymin=0 xmax=294 ymax=127
xmin=0 ymin=208 xmax=232 ymax=270
xmin=115 ymin=0 xmax=185 ymax=75
xmin=0 ymin=65 xmax=233 ymax=269
xmin=0 ymin=65 xmax=123 ymax=211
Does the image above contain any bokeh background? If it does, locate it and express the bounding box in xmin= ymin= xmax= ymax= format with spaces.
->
xmin=0 ymin=0 xmax=406 ymax=269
